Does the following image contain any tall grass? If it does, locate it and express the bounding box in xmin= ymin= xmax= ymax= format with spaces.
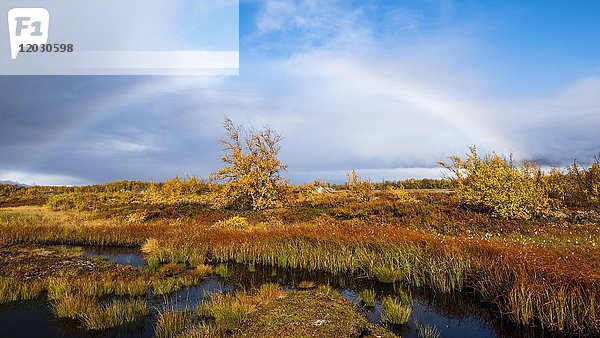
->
xmin=52 ymin=294 xmax=97 ymax=319
xmin=0 ymin=277 xmax=45 ymax=304
xmin=45 ymin=266 xmax=208 ymax=301
xmin=47 ymin=273 xmax=149 ymax=299
xmin=1 ymin=186 xmax=598 ymax=335
xmin=155 ymin=310 xmax=194 ymax=338
xmin=138 ymin=234 xmax=599 ymax=334
xmin=52 ymin=294 xmax=148 ymax=330
xmin=81 ymin=298 xmax=148 ymax=330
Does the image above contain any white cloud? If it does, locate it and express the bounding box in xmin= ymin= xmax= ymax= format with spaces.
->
xmin=255 ymin=0 xmax=341 ymax=33
xmin=2 ymin=1 xmax=598 ymax=185
xmin=291 ymin=167 xmax=447 ymax=183
xmin=91 ymin=139 xmax=158 ymax=154
xmin=0 ymin=170 xmax=86 ymax=186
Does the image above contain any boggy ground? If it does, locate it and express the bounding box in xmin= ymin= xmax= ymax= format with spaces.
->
xmin=0 ymin=244 xmax=106 ymax=280
xmin=0 ymin=244 xmax=394 ymax=337
xmin=237 ymin=289 xmax=392 ymax=338
xmin=0 ymin=187 xmax=599 ymax=336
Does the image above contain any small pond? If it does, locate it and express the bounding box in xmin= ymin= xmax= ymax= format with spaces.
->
xmin=0 ymin=246 xmax=568 ymax=338
xmin=83 ymin=246 xmax=147 ymax=267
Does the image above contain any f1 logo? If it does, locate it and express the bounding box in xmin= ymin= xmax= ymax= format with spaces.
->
xmin=8 ymin=8 xmax=49 ymax=59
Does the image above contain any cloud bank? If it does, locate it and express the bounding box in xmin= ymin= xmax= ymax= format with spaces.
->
xmin=0 ymin=1 xmax=598 ymax=185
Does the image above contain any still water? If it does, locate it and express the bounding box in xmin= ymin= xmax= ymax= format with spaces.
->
xmin=0 ymin=246 xmax=566 ymax=338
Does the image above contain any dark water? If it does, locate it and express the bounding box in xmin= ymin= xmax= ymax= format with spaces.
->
xmin=83 ymin=246 xmax=146 ymax=267
xmin=0 ymin=247 xmax=570 ymax=338
xmin=0 ymin=296 xmax=154 ymax=338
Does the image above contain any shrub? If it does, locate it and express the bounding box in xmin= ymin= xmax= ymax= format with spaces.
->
xmin=210 ymin=117 xmax=288 ymax=210
xmin=346 ymin=170 xmax=373 ymax=201
xmin=386 ymin=185 xmax=414 ymax=201
xmin=440 ymin=147 xmax=550 ymax=220
xmin=144 ymin=176 xmax=208 ymax=204
xmin=545 ymin=158 xmax=600 ymax=209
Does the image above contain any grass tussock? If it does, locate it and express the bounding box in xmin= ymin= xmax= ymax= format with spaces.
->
xmin=414 ymin=319 xmax=442 ymax=338
xmin=151 ymin=277 xmax=181 ymax=296
xmin=52 ymin=293 xmax=148 ymax=330
xmin=194 ymin=264 xmax=213 ymax=278
xmin=214 ymin=264 xmax=231 ymax=278
xmin=254 ymin=283 xmax=287 ymax=304
xmin=48 ymin=272 xmax=150 ymax=299
xmin=81 ymin=298 xmax=148 ymax=330
xmin=198 ymin=284 xmax=286 ymax=334
xmin=316 ymin=284 xmax=339 ymax=298
xmin=380 ymin=296 xmax=412 ymax=325
xmin=297 ymin=280 xmax=316 ymax=289
xmin=373 ymin=266 xmax=404 ymax=283
xmin=141 ymin=238 xmax=160 ymax=254
xmin=203 ymin=292 xmax=256 ymax=333
xmin=174 ymin=323 xmax=218 ymax=338
xmin=44 ymin=261 xmax=207 ymax=301
xmin=359 ymin=289 xmax=376 ymax=308
xmin=52 ymin=294 xmax=97 ymax=319
xmin=155 ymin=310 xmax=195 ymax=338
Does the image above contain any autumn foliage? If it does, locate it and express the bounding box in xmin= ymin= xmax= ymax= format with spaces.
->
xmin=545 ymin=157 xmax=600 ymax=209
xmin=210 ymin=118 xmax=288 ymax=210
xmin=440 ymin=147 xmax=550 ymax=220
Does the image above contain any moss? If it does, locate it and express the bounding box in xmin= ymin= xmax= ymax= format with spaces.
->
xmin=237 ymin=289 xmax=395 ymax=338
xmin=0 ymin=244 xmax=109 ymax=280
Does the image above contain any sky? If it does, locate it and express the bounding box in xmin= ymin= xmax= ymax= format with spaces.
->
xmin=1 ymin=0 xmax=599 ymax=185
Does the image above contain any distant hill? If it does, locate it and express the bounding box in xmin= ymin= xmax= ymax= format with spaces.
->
xmin=0 ymin=180 xmax=30 ymax=187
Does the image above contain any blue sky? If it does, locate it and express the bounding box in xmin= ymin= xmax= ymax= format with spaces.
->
xmin=1 ymin=0 xmax=599 ymax=185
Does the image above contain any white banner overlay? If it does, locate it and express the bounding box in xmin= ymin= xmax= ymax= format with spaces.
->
xmin=1 ymin=0 xmax=239 ymax=75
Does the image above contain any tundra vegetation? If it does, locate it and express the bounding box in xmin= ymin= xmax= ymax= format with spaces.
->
xmin=0 ymin=119 xmax=598 ymax=336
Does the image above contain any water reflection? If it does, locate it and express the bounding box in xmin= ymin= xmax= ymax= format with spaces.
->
xmin=0 ymin=246 xmax=570 ymax=338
